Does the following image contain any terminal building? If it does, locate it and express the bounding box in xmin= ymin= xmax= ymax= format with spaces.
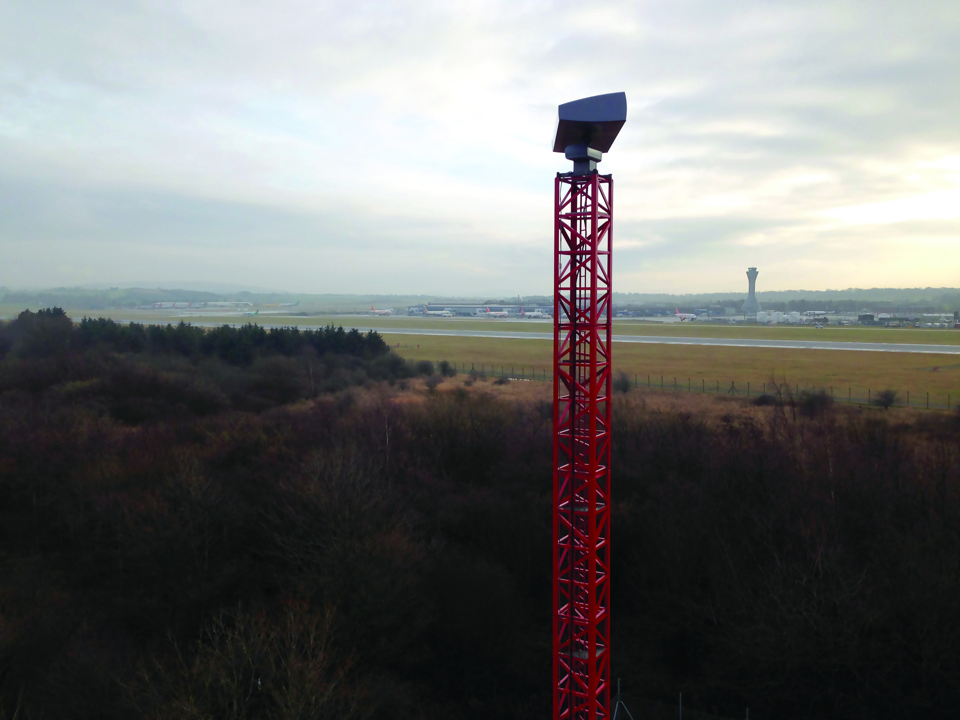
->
xmin=409 ymin=303 xmax=552 ymax=317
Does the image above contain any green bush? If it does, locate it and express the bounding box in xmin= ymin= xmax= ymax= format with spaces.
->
xmin=415 ymin=360 xmax=435 ymax=376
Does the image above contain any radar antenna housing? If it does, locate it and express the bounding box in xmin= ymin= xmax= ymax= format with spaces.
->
xmin=553 ymin=92 xmax=627 ymax=173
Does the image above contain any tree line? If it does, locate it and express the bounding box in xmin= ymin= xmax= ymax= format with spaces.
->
xmin=0 ymin=308 xmax=389 ymax=363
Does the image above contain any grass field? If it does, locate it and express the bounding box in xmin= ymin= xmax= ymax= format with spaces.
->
xmin=4 ymin=305 xmax=958 ymax=346
xmin=384 ymin=332 xmax=960 ymax=406
xmin=250 ymin=315 xmax=955 ymax=346
xmin=612 ymin=319 xmax=960 ymax=345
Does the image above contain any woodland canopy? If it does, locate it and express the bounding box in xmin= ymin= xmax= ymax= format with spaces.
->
xmin=0 ymin=310 xmax=959 ymax=719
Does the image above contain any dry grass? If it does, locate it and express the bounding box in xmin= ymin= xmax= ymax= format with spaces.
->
xmin=384 ymin=333 xmax=960 ymax=405
xmin=611 ymin=319 xmax=960 ymax=345
xmin=350 ymin=371 xmax=955 ymax=429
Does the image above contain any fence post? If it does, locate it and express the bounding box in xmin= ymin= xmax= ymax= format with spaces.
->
xmin=635 ymin=374 xmax=638 ymax=387
xmin=716 ymin=380 xmax=720 ymax=393
xmin=688 ymin=378 xmax=691 ymax=392
xmin=661 ymin=375 xmax=664 ymax=389
xmin=702 ymin=379 xmax=705 ymax=393
xmin=674 ymin=377 xmax=677 ymax=391
xmin=869 ymin=388 xmax=871 ymax=403
xmin=763 ymin=382 xmax=766 ymax=394
xmin=927 ymin=392 xmax=929 ymax=409
xmin=849 ymin=387 xmax=851 ymax=403
xmin=907 ymin=391 xmax=910 ymax=407
xmin=747 ymin=381 xmax=750 ymax=396
xmin=648 ymin=375 xmax=651 ymax=388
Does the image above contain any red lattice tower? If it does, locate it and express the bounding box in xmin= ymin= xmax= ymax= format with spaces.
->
xmin=553 ymin=170 xmax=613 ymax=720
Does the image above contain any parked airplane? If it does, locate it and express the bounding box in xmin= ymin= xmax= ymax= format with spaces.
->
xmin=423 ymin=309 xmax=454 ymax=317
xmin=520 ymin=306 xmax=545 ymax=319
xmin=483 ymin=306 xmax=509 ymax=318
xmin=371 ymin=306 xmax=394 ymax=316
xmin=242 ymin=309 xmax=259 ymax=317
xmin=675 ymin=308 xmax=697 ymax=321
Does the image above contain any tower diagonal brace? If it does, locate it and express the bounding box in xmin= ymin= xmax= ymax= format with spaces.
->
xmin=553 ymin=172 xmax=613 ymax=720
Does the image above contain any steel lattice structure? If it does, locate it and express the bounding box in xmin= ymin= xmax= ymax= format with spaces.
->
xmin=553 ymin=171 xmax=613 ymax=720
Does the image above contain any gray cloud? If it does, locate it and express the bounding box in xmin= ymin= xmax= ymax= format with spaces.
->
xmin=1 ymin=0 xmax=958 ymax=293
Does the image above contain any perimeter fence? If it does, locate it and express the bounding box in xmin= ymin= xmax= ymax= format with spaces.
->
xmin=448 ymin=362 xmax=956 ymax=412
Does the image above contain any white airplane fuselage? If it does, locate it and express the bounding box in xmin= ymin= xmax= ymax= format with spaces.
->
xmin=483 ymin=307 xmax=509 ymax=318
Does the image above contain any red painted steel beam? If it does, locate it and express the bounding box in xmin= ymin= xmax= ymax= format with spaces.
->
xmin=553 ymin=172 xmax=613 ymax=720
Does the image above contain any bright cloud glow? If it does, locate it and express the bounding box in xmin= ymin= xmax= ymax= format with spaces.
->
xmin=823 ymin=187 xmax=960 ymax=225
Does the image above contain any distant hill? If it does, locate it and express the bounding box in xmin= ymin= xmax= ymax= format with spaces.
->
xmin=2 ymin=286 xmax=958 ymax=313
xmin=0 ymin=287 xmax=493 ymax=313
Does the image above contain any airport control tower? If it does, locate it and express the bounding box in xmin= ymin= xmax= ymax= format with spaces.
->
xmin=741 ymin=267 xmax=761 ymax=315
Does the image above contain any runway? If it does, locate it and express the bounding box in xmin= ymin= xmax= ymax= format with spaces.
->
xmin=189 ymin=321 xmax=960 ymax=355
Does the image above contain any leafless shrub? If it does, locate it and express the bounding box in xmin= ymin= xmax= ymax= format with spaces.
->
xmin=129 ymin=602 xmax=365 ymax=720
xmin=613 ymin=371 xmax=632 ymax=394
xmin=873 ymin=388 xmax=899 ymax=409
xmin=799 ymin=389 xmax=833 ymax=418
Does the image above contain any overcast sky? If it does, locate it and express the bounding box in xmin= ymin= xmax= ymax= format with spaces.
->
xmin=2 ymin=0 xmax=958 ymax=296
